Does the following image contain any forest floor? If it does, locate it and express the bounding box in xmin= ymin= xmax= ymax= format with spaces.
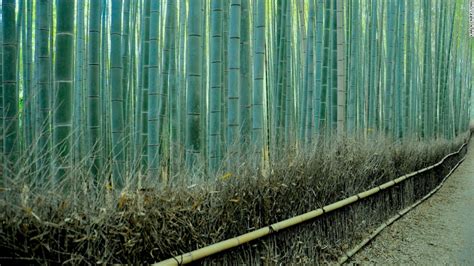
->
xmin=349 ymin=141 xmax=474 ymax=265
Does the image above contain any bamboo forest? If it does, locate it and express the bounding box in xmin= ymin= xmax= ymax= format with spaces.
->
xmin=1 ymin=0 xmax=474 ymax=264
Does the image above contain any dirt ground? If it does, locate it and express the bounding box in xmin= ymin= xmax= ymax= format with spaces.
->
xmin=349 ymin=141 xmax=474 ymax=265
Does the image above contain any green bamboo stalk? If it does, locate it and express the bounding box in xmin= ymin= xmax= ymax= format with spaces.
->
xmin=412 ymin=0 xmax=420 ymax=137
xmin=0 ymin=2 xmax=3 ymax=163
xmin=148 ymin=0 xmax=161 ymax=178
xmin=297 ymin=0 xmax=307 ymax=140
xmin=273 ymin=1 xmax=287 ymax=148
xmin=178 ymin=0 xmax=187 ymax=151
xmin=252 ymin=0 xmax=266 ymax=169
xmin=23 ymin=0 xmax=34 ymax=149
xmin=302 ymin=0 xmax=315 ymax=141
xmin=100 ymin=0 xmax=111 ymax=173
xmin=367 ymin=0 xmax=377 ymax=134
xmin=154 ymin=0 xmax=174 ymax=180
xmin=314 ymin=0 xmax=324 ymax=134
xmin=200 ymin=0 xmax=209 ymax=169
xmin=395 ymin=0 xmax=405 ymax=138
xmin=384 ymin=0 xmax=396 ymax=135
xmin=110 ymin=0 xmax=124 ymax=187
xmin=74 ymin=0 xmax=85 ymax=162
xmin=122 ymin=0 xmax=131 ymax=167
xmin=347 ymin=0 xmax=359 ymax=134
xmin=227 ymin=0 xmax=241 ymax=149
xmin=36 ymin=0 xmax=52 ymax=181
xmin=266 ymin=0 xmax=275 ymax=153
xmin=375 ymin=0 xmax=385 ymax=132
xmin=129 ymin=0 xmax=139 ymax=163
xmin=357 ymin=3 xmax=366 ymax=133
xmin=329 ymin=0 xmax=338 ymax=132
xmin=297 ymin=0 xmax=307 ymax=143
xmin=141 ymin=0 xmax=151 ymax=170
xmin=185 ymin=0 xmax=203 ymax=168
xmin=336 ymin=0 xmax=346 ymax=134
xmin=134 ymin=0 xmax=145 ymax=167
xmin=442 ymin=1 xmax=456 ymax=138
xmin=49 ymin=0 xmax=54 ymax=116
xmin=88 ymin=0 xmax=102 ymax=179
xmin=209 ymin=0 xmax=224 ymax=172
xmin=54 ymin=0 xmax=74 ymax=180
xmin=319 ymin=0 xmax=330 ymax=132
xmin=405 ymin=0 xmax=414 ymax=137
xmin=2 ymin=0 xmax=18 ymax=169
xmin=167 ymin=0 xmax=179 ymax=174
xmin=433 ymin=0 xmax=442 ymax=137
xmin=16 ymin=0 xmax=24 ymax=152
xmin=283 ymin=0 xmax=292 ymax=145
xmin=240 ymin=0 xmax=251 ymax=144
xmin=422 ymin=0 xmax=433 ymax=138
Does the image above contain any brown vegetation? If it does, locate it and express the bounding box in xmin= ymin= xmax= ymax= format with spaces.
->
xmin=0 ymin=132 xmax=469 ymax=264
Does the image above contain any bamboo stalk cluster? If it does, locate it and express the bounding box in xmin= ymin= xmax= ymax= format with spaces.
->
xmin=1 ymin=0 xmax=473 ymax=187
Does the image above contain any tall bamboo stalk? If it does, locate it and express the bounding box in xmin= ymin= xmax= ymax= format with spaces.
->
xmin=240 ymin=0 xmax=251 ymax=144
xmin=74 ymin=0 xmax=85 ymax=162
xmin=314 ymin=0 xmax=324 ymax=134
xmin=110 ymin=0 xmax=124 ymax=187
xmin=148 ymin=0 xmax=161 ymax=178
xmin=209 ymin=0 xmax=224 ymax=172
xmin=336 ymin=0 xmax=346 ymax=134
xmin=319 ymin=0 xmax=331 ymax=132
xmin=227 ymin=0 xmax=241 ymax=149
xmin=2 ymin=0 xmax=18 ymax=173
xmin=0 ymin=1 xmax=3 ymax=165
xmin=87 ymin=0 xmax=102 ymax=179
xmin=53 ymin=0 xmax=74 ymax=180
xmin=36 ymin=0 xmax=52 ymax=181
xmin=23 ymin=0 xmax=34 ymax=150
xmin=252 ymin=0 xmax=265 ymax=169
xmin=303 ymin=0 xmax=315 ymax=141
xmin=186 ymin=0 xmax=204 ymax=168
xmin=141 ymin=0 xmax=151 ymax=170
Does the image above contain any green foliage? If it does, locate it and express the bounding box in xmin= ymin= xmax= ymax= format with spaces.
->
xmin=0 ymin=0 xmax=473 ymax=184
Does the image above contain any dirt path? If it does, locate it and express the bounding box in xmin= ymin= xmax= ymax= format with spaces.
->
xmin=350 ymin=141 xmax=474 ymax=265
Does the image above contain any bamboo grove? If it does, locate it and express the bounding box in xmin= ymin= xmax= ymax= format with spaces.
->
xmin=0 ymin=0 xmax=473 ymax=188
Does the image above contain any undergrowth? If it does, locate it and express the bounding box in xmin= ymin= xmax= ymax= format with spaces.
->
xmin=0 ymin=132 xmax=470 ymax=264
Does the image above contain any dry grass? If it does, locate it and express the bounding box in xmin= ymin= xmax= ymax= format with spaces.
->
xmin=0 ymin=132 xmax=470 ymax=264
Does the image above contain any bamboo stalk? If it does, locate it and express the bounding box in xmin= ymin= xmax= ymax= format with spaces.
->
xmin=53 ymin=0 xmax=75 ymax=181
